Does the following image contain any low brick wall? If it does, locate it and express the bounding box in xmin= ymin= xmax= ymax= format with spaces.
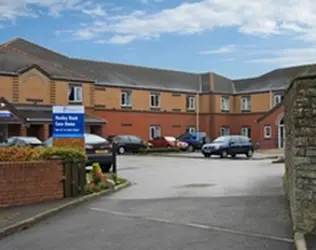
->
xmin=284 ymin=73 xmax=316 ymax=233
xmin=0 ymin=160 xmax=64 ymax=208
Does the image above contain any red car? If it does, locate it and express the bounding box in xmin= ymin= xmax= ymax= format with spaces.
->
xmin=149 ymin=136 xmax=188 ymax=151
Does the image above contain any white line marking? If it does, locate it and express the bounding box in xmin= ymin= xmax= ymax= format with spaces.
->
xmin=90 ymin=207 xmax=294 ymax=244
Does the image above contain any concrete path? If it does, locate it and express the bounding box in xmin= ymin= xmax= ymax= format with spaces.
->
xmin=0 ymin=156 xmax=295 ymax=250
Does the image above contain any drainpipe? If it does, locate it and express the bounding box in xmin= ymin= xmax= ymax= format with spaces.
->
xmin=269 ymin=88 xmax=273 ymax=109
xmin=196 ymin=76 xmax=202 ymax=132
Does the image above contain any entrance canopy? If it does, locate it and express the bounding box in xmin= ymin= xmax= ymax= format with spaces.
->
xmin=0 ymin=97 xmax=107 ymax=126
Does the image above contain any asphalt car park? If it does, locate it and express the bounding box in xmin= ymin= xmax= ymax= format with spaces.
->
xmin=0 ymin=155 xmax=295 ymax=250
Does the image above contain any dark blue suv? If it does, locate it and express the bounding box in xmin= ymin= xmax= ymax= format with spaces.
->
xmin=201 ymin=135 xmax=254 ymax=158
xmin=177 ymin=131 xmax=210 ymax=152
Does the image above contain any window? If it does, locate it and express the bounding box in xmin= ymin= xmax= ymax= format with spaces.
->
xmin=188 ymin=126 xmax=196 ymax=133
xmin=221 ymin=96 xmax=230 ymax=111
xmin=121 ymin=91 xmax=132 ymax=107
xmin=68 ymin=85 xmax=82 ymax=103
xmin=241 ymin=127 xmax=251 ymax=138
xmin=150 ymin=93 xmax=160 ymax=108
xmin=220 ymin=127 xmax=230 ymax=136
xmin=274 ymin=94 xmax=284 ymax=106
xmin=186 ymin=96 xmax=196 ymax=110
xmin=128 ymin=136 xmax=142 ymax=143
xmin=241 ymin=96 xmax=251 ymax=111
xmin=149 ymin=125 xmax=161 ymax=139
xmin=264 ymin=125 xmax=271 ymax=139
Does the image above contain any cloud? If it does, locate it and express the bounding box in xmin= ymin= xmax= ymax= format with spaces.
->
xmin=96 ymin=35 xmax=136 ymax=45
xmin=0 ymin=0 xmax=107 ymax=21
xmin=221 ymin=57 xmax=234 ymax=62
xmin=247 ymin=47 xmax=316 ymax=67
xmin=64 ymin=0 xmax=316 ymax=44
xmin=200 ymin=45 xmax=236 ymax=55
xmin=138 ymin=0 xmax=164 ymax=3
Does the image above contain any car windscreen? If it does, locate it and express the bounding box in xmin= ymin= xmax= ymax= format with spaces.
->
xmin=164 ymin=136 xmax=176 ymax=141
xmin=84 ymin=134 xmax=108 ymax=144
xmin=9 ymin=137 xmax=42 ymax=144
xmin=212 ymin=136 xmax=230 ymax=143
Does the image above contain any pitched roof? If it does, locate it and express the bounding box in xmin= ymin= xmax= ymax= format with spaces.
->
xmin=212 ymin=73 xmax=234 ymax=93
xmin=233 ymin=64 xmax=315 ymax=94
xmin=256 ymin=102 xmax=284 ymax=123
xmin=14 ymin=104 xmax=106 ymax=125
xmin=0 ymin=46 xmax=93 ymax=82
xmin=1 ymin=37 xmax=314 ymax=94
xmin=4 ymin=38 xmax=201 ymax=93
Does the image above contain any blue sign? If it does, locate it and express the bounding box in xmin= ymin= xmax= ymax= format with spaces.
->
xmin=0 ymin=111 xmax=13 ymax=118
xmin=52 ymin=106 xmax=84 ymax=138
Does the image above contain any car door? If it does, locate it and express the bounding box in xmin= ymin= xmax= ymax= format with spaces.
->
xmin=239 ymin=136 xmax=252 ymax=153
xmin=151 ymin=137 xmax=163 ymax=148
xmin=228 ymin=136 xmax=241 ymax=154
xmin=128 ymin=136 xmax=145 ymax=151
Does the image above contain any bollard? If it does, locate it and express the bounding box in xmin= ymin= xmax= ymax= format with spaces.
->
xmin=112 ymin=142 xmax=117 ymax=174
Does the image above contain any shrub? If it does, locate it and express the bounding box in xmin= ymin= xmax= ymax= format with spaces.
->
xmin=39 ymin=147 xmax=87 ymax=162
xmin=0 ymin=146 xmax=41 ymax=162
xmin=84 ymin=163 xmax=127 ymax=194
xmin=138 ymin=147 xmax=181 ymax=154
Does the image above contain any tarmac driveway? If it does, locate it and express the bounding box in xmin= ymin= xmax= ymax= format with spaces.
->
xmin=0 ymin=156 xmax=294 ymax=250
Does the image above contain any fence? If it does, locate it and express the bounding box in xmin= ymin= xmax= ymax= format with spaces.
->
xmin=62 ymin=160 xmax=87 ymax=198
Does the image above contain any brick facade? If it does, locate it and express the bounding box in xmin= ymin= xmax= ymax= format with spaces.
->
xmin=0 ymin=46 xmax=288 ymax=147
xmin=0 ymin=160 xmax=63 ymax=208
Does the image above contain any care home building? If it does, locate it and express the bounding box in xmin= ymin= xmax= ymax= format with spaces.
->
xmin=0 ymin=37 xmax=313 ymax=148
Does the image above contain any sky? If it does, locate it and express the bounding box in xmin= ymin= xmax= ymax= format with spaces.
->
xmin=0 ymin=0 xmax=316 ymax=79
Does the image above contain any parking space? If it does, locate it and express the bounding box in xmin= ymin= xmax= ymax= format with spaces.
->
xmin=0 ymin=155 xmax=294 ymax=250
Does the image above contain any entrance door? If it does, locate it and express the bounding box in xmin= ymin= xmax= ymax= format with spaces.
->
xmin=278 ymin=118 xmax=285 ymax=148
xmin=0 ymin=124 xmax=8 ymax=143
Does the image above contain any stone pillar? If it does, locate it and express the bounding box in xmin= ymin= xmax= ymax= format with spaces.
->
xmin=284 ymin=73 xmax=316 ymax=233
xmin=20 ymin=125 xmax=27 ymax=136
xmin=39 ymin=125 xmax=50 ymax=141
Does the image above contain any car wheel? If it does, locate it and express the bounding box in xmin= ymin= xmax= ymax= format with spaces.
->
xmin=188 ymin=145 xmax=195 ymax=152
xmin=100 ymin=164 xmax=112 ymax=173
xmin=220 ymin=150 xmax=228 ymax=158
xmin=117 ymin=146 xmax=126 ymax=155
xmin=203 ymin=153 xmax=211 ymax=158
xmin=246 ymin=149 xmax=253 ymax=158
xmin=231 ymin=154 xmax=236 ymax=158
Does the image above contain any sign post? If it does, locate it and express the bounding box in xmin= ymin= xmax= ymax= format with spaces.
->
xmin=52 ymin=105 xmax=85 ymax=149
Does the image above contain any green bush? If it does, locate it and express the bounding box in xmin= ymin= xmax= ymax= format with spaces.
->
xmin=137 ymin=147 xmax=181 ymax=154
xmin=39 ymin=147 xmax=87 ymax=162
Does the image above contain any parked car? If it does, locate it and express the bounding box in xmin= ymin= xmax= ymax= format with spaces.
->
xmin=2 ymin=136 xmax=43 ymax=148
xmin=149 ymin=136 xmax=188 ymax=151
xmin=201 ymin=135 xmax=254 ymax=158
xmin=44 ymin=133 xmax=113 ymax=172
xmin=177 ymin=131 xmax=210 ymax=152
xmin=107 ymin=135 xmax=147 ymax=154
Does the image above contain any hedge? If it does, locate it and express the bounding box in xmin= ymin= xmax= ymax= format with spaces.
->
xmin=0 ymin=146 xmax=86 ymax=162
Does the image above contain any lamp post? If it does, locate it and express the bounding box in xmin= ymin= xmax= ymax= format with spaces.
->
xmin=112 ymin=142 xmax=117 ymax=174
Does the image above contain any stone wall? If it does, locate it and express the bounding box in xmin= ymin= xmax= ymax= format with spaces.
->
xmin=284 ymin=73 xmax=316 ymax=233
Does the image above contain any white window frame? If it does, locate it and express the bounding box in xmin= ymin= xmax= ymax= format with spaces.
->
xmin=264 ymin=125 xmax=271 ymax=139
xmin=120 ymin=91 xmax=132 ymax=107
xmin=149 ymin=125 xmax=161 ymax=140
xmin=150 ymin=93 xmax=160 ymax=108
xmin=274 ymin=94 xmax=283 ymax=106
xmin=241 ymin=127 xmax=250 ymax=138
xmin=187 ymin=96 xmax=196 ymax=110
xmin=241 ymin=96 xmax=251 ymax=111
xmin=221 ymin=96 xmax=230 ymax=111
xmin=220 ymin=127 xmax=230 ymax=136
xmin=68 ymin=85 xmax=82 ymax=103
xmin=188 ymin=127 xmax=196 ymax=133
